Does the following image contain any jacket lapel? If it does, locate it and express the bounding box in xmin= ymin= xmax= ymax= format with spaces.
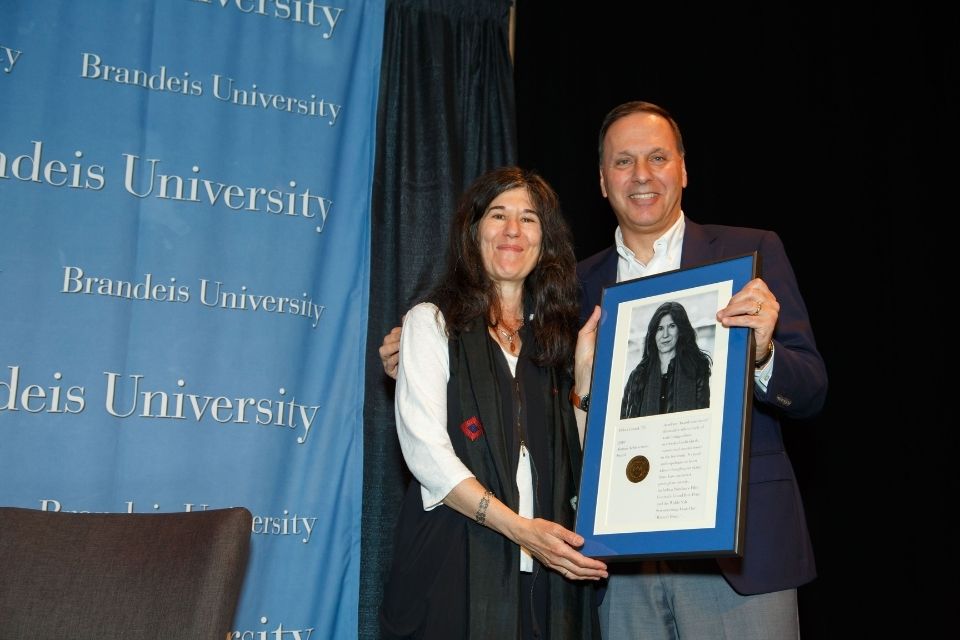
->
xmin=680 ymin=218 xmax=718 ymax=268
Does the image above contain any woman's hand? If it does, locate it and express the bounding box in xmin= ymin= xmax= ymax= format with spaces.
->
xmin=509 ymin=517 xmax=608 ymax=581
xmin=444 ymin=478 xmax=607 ymax=580
xmin=574 ymin=305 xmax=601 ymax=396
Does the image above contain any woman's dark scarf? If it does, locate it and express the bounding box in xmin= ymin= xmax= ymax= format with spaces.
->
xmin=446 ymin=316 xmax=595 ymax=639
xmin=621 ymin=349 xmax=710 ymax=418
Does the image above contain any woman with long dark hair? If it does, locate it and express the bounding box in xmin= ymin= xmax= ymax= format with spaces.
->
xmin=380 ymin=167 xmax=606 ymax=639
xmin=620 ymin=300 xmax=711 ymax=418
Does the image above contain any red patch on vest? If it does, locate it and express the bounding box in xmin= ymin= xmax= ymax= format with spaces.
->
xmin=460 ymin=416 xmax=484 ymax=442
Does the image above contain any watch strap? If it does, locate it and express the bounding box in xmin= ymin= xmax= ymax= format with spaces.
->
xmin=569 ymin=388 xmax=591 ymax=412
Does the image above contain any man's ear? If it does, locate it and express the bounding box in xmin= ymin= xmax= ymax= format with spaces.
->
xmin=599 ymin=167 xmax=608 ymax=198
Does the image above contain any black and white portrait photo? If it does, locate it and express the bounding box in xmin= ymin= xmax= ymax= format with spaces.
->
xmin=620 ymin=294 xmax=717 ymax=418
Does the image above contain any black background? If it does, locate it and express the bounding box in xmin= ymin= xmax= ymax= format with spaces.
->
xmin=514 ymin=4 xmax=955 ymax=636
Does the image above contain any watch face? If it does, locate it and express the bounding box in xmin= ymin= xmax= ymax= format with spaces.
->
xmin=581 ymin=394 xmax=590 ymax=412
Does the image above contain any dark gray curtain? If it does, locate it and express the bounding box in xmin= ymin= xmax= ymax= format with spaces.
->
xmin=360 ymin=1 xmax=517 ymax=637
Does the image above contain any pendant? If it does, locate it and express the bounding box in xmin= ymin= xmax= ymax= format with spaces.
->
xmin=494 ymin=320 xmax=522 ymax=353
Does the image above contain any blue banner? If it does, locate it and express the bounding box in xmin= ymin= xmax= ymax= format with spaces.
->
xmin=0 ymin=1 xmax=384 ymax=636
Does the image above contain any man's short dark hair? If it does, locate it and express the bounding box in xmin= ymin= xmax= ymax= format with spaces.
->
xmin=598 ymin=101 xmax=685 ymax=165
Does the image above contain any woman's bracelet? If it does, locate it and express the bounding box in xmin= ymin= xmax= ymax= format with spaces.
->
xmin=475 ymin=489 xmax=494 ymax=525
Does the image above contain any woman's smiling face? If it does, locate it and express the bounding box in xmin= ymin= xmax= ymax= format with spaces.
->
xmin=477 ymin=187 xmax=542 ymax=286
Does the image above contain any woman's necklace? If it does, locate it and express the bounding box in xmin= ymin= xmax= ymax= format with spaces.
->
xmin=495 ymin=318 xmax=524 ymax=354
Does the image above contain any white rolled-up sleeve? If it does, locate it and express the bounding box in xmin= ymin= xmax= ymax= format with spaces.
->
xmin=395 ymin=303 xmax=475 ymax=510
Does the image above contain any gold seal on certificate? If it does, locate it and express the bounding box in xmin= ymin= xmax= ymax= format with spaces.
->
xmin=626 ymin=455 xmax=650 ymax=483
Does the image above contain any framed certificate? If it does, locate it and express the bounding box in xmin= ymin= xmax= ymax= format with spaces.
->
xmin=575 ymin=253 xmax=758 ymax=560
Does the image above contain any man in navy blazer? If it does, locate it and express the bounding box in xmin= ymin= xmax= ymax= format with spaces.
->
xmin=574 ymin=101 xmax=826 ymax=639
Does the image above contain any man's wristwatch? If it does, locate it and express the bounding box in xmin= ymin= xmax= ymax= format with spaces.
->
xmin=755 ymin=342 xmax=775 ymax=369
xmin=569 ymin=388 xmax=590 ymax=412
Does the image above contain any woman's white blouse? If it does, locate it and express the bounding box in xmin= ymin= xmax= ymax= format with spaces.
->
xmin=395 ymin=303 xmax=474 ymax=510
xmin=396 ymin=303 xmax=534 ymax=570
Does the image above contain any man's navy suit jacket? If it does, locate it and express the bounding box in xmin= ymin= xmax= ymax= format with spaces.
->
xmin=576 ymin=218 xmax=827 ymax=595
